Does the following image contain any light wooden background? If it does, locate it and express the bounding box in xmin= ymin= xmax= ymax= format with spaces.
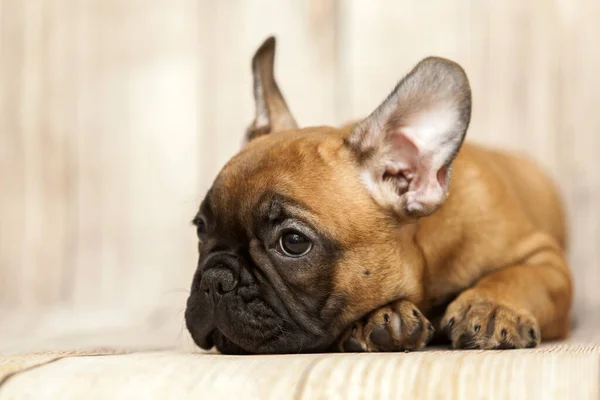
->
xmin=1 ymin=0 xmax=598 ymax=344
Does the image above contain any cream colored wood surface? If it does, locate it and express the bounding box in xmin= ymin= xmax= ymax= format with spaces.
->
xmin=0 ymin=0 xmax=598 ymax=340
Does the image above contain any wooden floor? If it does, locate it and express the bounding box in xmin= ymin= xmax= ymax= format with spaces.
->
xmin=0 ymin=1 xmax=598 ymax=336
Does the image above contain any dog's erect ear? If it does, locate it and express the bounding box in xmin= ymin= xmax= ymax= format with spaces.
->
xmin=244 ymin=36 xmax=298 ymax=145
xmin=346 ymin=57 xmax=471 ymax=218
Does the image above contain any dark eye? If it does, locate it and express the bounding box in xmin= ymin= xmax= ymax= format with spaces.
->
xmin=195 ymin=217 xmax=207 ymax=237
xmin=277 ymin=231 xmax=312 ymax=257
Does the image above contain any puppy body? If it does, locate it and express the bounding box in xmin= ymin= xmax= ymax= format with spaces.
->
xmin=408 ymin=142 xmax=570 ymax=339
xmin=185 ymin=37 xmax=572 ymax=354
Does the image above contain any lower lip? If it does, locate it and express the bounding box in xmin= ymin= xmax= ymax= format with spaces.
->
xmin=197 ymin=329 xmax=216 ymax=350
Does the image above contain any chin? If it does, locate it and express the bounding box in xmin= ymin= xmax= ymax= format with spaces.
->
xmin=193 ymin=326 xmax=333 ymax=355
xmin=185 ymin=299 xmax=330 ymax=355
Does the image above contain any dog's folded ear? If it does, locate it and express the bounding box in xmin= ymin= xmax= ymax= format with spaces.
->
xmin=346 ymin=57 xmax=472 ymax=218
xmin=244 ymin=36 xmax=298 ymax=145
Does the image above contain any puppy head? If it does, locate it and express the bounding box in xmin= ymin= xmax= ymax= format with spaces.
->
xmin=185 ymin=37 xmax=471 ymax=354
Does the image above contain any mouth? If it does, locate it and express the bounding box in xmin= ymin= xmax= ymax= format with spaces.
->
xmin=186 ymin=297 xmax=335 ymax=354
xmin=185 ymin=258 xmax=340 ymax=354
xmin=186 ymin=289 xmax=297 ymax=354
xmin=203 ymin=330 xmax=250 ymax=355
xmin=190 ymin=320 xmax=298 ymax=355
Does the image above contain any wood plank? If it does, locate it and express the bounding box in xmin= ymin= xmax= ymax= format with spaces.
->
xmin=68 ymin=0 xmax=202 ymax=312
xmin=0 ymin=0 xmax=75 ymax=308
xmin=556 ymin=0 xmax=600 ymax=311
xmin=0 ymin=0 xmax=28 ymax=308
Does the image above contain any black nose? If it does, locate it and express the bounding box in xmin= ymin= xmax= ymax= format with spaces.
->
xmin=199 ymin=268 xmax=237 ymax=301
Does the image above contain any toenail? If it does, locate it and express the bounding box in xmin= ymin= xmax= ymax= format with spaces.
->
xmin=427 ymin=323 xmax=434 ymax=331
xmin=448 ymin=317 xmax=455 ymax=328
xmin=383 ymin=313 xmax=390 ymax=323
xmin=343 ymin=337 xmax=366 ymax=353
xmin=412 ymin=309 xmax=419 ymax=317
xmin=474 ymin=324 xmax=481 ymax=333
xmin=497 ymin=340 xmax=514 ymax=350
xmin=457 ymin=332 xmax=478 ymax=349
xmin=529 ymin=328 xmax=537 ymax=340
xmin=501 ymin=328 xmax=507 ymax=339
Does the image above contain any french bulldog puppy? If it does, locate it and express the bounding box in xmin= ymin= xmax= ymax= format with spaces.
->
xmin=185 ymin=36 xmax=572 ymax=354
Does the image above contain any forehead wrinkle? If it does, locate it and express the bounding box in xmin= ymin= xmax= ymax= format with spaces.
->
xmin=267 ymin=198 xmax=283 ymax=221
xmin=255 ymin=191 xmax=313 ymax=224
xmin=252 ymin=190 xmax=344 ymax=245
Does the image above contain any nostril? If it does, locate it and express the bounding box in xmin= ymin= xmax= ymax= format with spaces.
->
xmin=199 ymin=268 xmax=237 ymax=299
xmin=216 ymin=283 xmax=225 ymax=295
xmin=217 ymin=278 xmax=236 ymax=294
xmin=215 ymin=269 xmax=237 ymax=293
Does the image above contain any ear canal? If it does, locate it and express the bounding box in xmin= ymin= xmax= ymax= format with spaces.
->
xmin=346 ymin=57 xmax=472 ymax=218
xmin=244 ymin=36 xmax=298 ymax=145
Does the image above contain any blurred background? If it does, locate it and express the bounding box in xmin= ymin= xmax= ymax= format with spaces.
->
xmin=0 ymin=0 xmax=598 ymax=352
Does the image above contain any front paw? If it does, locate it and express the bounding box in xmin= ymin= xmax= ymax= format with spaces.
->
xmin=339 ymin=300 xmax=434 ymax=352
xmin=441 ymin=295 xmax=541 ymax=350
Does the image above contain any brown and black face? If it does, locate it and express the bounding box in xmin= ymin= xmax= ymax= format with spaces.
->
xmin=185 ymin=129 xmax=363 ymax=354
xmin=185 ymin=37 xmax=471 ymax=354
